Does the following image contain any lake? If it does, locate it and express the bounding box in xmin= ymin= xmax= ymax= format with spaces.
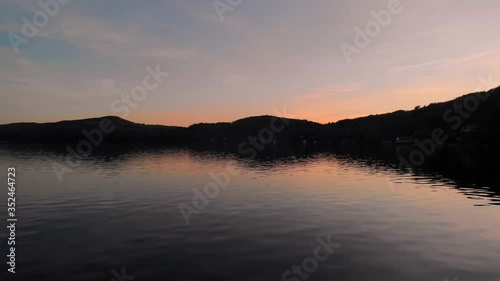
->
xmin=0 ymin=144 xmax=499 ymax=281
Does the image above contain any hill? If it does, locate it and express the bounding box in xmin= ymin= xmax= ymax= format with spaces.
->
xmin=0 ymin=116 xmax=187 ymax=144
xmin=1 ymin=86 xmax=499 ymax=146
xmin=324 ymin=86 xmax=500 ymax=144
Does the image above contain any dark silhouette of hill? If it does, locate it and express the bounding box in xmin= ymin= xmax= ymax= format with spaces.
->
xmin=0 ymin=116 xmax=187 ymax=144
xmin=324 ymin=86 xmax=500 ymax=144
xmin=1 ymin=86 xmax=499 ymax=146
xmin=188 ymin=115 xmax=324 ymax=144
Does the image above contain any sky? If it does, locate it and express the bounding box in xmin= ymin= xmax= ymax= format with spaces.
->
xmin=1 ymin=0 xmax=500 ymax=126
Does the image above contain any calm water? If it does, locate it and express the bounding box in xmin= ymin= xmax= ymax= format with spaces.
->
xmin=0 ymin=145 xmax=499 ymax=281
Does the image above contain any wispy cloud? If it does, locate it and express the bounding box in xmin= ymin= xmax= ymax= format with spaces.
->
xmin=39 ymin=15 xmax=198 ymax=61
xmin=387 ymin=49 xmax=500 ymax=74
xmin=435 ymin=49 xmax=500 ymax=70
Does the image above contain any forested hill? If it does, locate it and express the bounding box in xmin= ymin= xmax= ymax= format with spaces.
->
xmin=0 ymin=116 xmax=187 ymax=144
xmin=1 ymin=86 xmax=499 ymax=145
xmin=324 ymin=86 xmax=500 ymax=143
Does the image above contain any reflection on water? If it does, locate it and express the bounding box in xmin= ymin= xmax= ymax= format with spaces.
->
xmin=0 ymin=144 xmax=499 ymax=281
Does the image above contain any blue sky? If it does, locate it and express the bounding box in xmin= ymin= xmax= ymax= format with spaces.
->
xmin=1 ymin=0 xmax=500 ymax=126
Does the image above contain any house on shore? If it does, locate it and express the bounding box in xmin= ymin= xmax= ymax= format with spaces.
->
xmin=395 ymin=136 xmax=414 ymax=145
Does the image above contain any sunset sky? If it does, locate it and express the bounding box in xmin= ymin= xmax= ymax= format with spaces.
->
xmin=1 ymin=0 xmax=500 ymax=126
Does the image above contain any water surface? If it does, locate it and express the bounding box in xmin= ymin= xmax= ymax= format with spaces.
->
xmin=0 ymin=145 xmax=499 ymax=281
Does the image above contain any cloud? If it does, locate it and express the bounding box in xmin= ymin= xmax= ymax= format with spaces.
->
xmin=0 ymin=10 xmax=199 ymax=62
xmin=141 ymin=47 xmax=197 ymax=61
xmin=387 ymin=49 xmax=500 ymax=74
xmin=435 ymin=49 xmax=500 ymax=70
xmin=178 ymin=0 xmax=250 ymax=34
xmin=53 ymin=16 xmax=197 ymax=61
xmin=386 ymin=58 xmax=450 ymax=74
